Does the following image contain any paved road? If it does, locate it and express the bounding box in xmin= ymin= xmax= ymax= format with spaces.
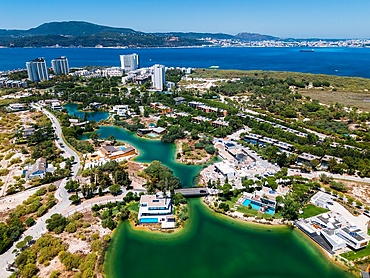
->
xmin=288 ymin=169 xmax=370 ymax=184
xmin=0 ymin=104 xmax=80 ymax=276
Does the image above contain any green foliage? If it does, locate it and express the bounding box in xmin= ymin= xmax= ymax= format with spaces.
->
xmin=46 ymin=214 xmax=68 ymax=234
xmin=109 ymin=184 xmax=121 ymax=195
xmin=280 ymin=193 xmax=300 ymax=220
xmin=173 ymin=193 xmax=187 ymax=206
xmin=219 ymin=202 xmax=230 ymax=212
xmin=161 ymin=126 xmax=185 ymax=143
xmin=59 ymin=251 xmax=81 ymax=270
xmin=166 ymin=69 xmax=184 ymax=83
xmin=329 ymin=181 xmax=347 ymax=192
xmin=144 ymin=160 xmax=181 ymax=192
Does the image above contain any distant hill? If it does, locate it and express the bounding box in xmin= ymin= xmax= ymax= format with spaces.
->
xmin=235 ymin=32 xmax=280 ymax=41
xmin=0 ymin=21 xmax=287 ymax=47
xmin=25 ymin=21 xmax=138 ymax=36
xmin=0 ymin=21 xmax=137 ymax=37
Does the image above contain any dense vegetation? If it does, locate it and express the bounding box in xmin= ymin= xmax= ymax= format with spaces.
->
xmin=143 ymin=160 xmax=181 ymax=193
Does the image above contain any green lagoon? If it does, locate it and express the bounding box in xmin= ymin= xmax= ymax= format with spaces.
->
xmin=64 ymin=103 xmax=110 ymax=122
xmin=65 ymin=104 xmax=354 ymax=278
xmin=105 ymin=199 xmax=353 ymax=278
xmin=96 ymin=126 xmax=203 ymax=188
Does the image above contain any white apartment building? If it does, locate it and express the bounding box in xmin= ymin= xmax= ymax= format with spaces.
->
xmin=51 ymin=56 xmax=69 ymax=75
xmin=120 ymin=53 xmax=139 ymax=72
xmin=151 ymin=64 xmax=165 ymax=91
xmin=26 ymin=58 xmax=49 ymax=82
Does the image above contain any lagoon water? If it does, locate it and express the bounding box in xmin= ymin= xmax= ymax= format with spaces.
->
xmin=63 ymin=103 xmax=109 ymax=122
xmin=1 ymin=47 xmax=370 ymax=78
xmin=105 ymin=199 xmax=353 ymax=278
xmin=64 ymin=103 xmax=202 ymax=187
xmin=96 ymin=126 xmax=203 ymax=188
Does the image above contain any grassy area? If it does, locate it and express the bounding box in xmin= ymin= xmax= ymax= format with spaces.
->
xmin=300 ymin=204 xmax=329 ymax=219
xmin=127 ymin=201 xmax=139 ymax=213
xmin=300 ymin=90 xmax=370 ymax=112
xmin=341 ymin=244 xmax=370 ymax=261
xmin=190 ymin=69 xmax=370 ymax=93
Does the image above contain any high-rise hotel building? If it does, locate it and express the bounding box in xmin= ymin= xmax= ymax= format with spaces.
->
xmin=120 ymin=53 xmax=139 ymax=72
xmin=51 ymin=56 xmax=69 ymax=75
xmin=152 ymin=64 xmax=165 ymax=91
xmin=26 ymin=58 xmax=49 ymax=82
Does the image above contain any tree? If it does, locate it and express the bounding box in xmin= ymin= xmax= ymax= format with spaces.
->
xmin=114 ymin=168 xmax=131 ymax=189
xmin=46 ymin=214 xmax=68 ymax=234
xmin=280 ymin=194 xmax=300 ymax=220
xmin=69 ymin=194 xmax=80 ymax=205
xmin=219 ymin=202 xmax=230 ymax=212
xmin=20 ymin=263 xmax=38 ymax=278
xmin=65 ymin=180 xmax=79 ymax=192
xmin=90 ymin=131 xmax=100 ymax=147
xmin=109 ymin=184 xmax=121 ymax=196
xmin=25 ymin=217 xmax=35 ymax=227
xmin=319 ymin=173 xmax=333 ymax=184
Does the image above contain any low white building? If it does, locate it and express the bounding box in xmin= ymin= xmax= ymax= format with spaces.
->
xmin=138 ymin=194 xmax=175 ymax=228
xmin=311 ymin=191 xmax=335 ymax=209
xmin=300 ymin=212 xmax=369 ymax=251
xmin=111 ymin=105 xmax=130 ymax=116
xmin=214 ymin=162 xmax=236 ymax=178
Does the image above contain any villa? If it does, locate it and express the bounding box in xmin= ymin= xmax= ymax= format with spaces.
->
xmin=24 ymin=158 xmax=47 ymax=180
xmin=138 ymin=194 xmax=175 ymax=228
xmin=8 ymin=103 xmax=27 ymax=112
xmin=239 ymin=186 xmax=288 ymax=215
xmin=98 ymin=145 xmax=136 ymax=160
xmin=297 ymin=212 xmax=369 ymax=252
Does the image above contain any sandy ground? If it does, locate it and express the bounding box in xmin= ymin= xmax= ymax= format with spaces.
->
xmin=344 ymin=181 xmax=370 ymax=207
xmin=126 ymin=161 xmax=146 ymax=190
xmin=38 ymin=257 xmax=64 ymax=278
xmin=0 ymin=187 xmax=41 ymax=217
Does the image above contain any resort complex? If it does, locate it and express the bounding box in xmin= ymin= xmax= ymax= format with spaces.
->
xmin=1 ymin=50 xmax=370 ymax=278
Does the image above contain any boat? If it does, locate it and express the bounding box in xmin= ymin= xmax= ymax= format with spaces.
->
xmin=209 ymin=65 xmax=220 ymax=69
xmin=300 ymin=49 xmax=314 ymax=52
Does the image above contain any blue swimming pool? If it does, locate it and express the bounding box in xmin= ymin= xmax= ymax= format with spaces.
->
xmin=147 ymin=133 xmax=158 ymax=138
xmin=242 ymin=199 xmax=275 ymax=215
xmin=140 ymin=218 xmax=158 ymax=223
xmin=119 ymin=146 xmax=126 ymax=151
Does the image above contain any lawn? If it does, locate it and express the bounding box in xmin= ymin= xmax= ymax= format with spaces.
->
xmin=300 ymin=204 xmax=329 ymax=219
xmin=127 ymin=201 xmax=139 ymax=213
xmin=340 ymin=244 xmax=370 ymax=261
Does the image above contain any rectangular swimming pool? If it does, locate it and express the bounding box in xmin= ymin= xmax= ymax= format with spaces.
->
xmin=140 ymin=218 xmax=158 ymax=223
xmin=242 ymin=199 xmax=275 ymax=215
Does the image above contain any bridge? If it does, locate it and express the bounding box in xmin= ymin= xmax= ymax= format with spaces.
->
xmin=175 ymin=187 xmax=209 ymax=197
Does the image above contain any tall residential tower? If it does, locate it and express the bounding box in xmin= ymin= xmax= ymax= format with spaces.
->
xmin=152 ymin=64 xmax=165 ymax=91
xmin=26 ymin=58 xmax=49 ymax=82
xmin=120 ymin=53 xmax=139 ymax=72
xmin=51 ymin=56 xmax=69 ymax=75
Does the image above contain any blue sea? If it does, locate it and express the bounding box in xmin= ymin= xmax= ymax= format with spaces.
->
xmin=0 ymin=47 xmax=370 ymax=78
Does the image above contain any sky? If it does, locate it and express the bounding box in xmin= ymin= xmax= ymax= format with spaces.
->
xmin=1 ymin=0 xmax=370 ymax=38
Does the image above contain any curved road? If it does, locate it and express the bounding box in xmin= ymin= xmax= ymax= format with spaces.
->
xmin=0 ymin=104 xmax=81 ymax=276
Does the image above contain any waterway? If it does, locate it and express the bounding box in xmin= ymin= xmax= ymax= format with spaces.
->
xmin=104 ymin=198 xmax=354 ymax=278
xmin=65 ymin=104 xmax=354 ymax=277
xmin=63 ymin=103 xmax=109 ymax=122
xmin=96 ymin=126 xmax=203 ymax=188
xmin=63 ymin=104 xmax=202 ymax=188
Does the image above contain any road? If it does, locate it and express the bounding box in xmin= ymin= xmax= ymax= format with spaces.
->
xmin=0 ymin=104 xmax=80 ymax=276
xmin=288 ymin=169 xmax=370 ymax=183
